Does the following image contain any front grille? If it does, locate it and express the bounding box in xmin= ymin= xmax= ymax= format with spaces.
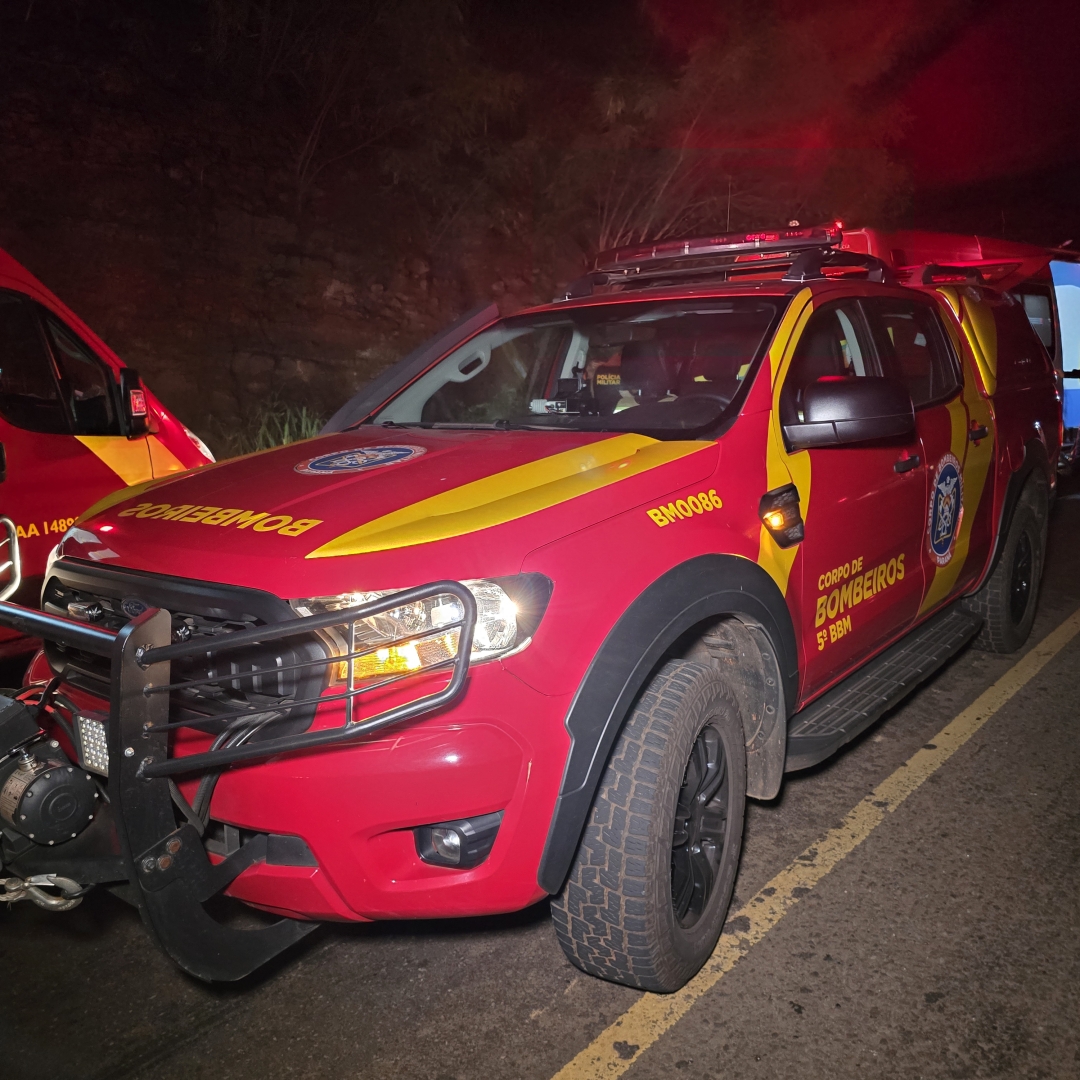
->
xmin=42 ymin=560 xmax=328 ymax=739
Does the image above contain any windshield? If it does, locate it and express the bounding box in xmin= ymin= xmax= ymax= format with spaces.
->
xmin=368 ymin=298 xmax=783 ymax=434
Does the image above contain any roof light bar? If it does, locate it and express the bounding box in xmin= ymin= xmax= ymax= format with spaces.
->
xmin=596 ymin=224 xmax=843 ymax=272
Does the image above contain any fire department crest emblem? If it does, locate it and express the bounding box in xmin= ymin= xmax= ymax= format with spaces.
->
xmin=928 ymin=453 xmax=963 ymax=566
xmin=294 ymin=444 xmax=426 ymax=475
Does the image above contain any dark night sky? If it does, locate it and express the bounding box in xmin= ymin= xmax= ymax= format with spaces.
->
xmin=897 ymin=1 xmax=1080 ymax=243
xmin=631 ymin=0 xmax=1080 ymax=243
xmin=899 ymin=1 xmax=1080 ymax=190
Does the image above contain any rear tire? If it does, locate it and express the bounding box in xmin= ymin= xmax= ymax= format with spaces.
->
xmin=963 ymin=481 xmax=1047 ymax=653
xmin=551 ymin=660 xmax=746 ymax=992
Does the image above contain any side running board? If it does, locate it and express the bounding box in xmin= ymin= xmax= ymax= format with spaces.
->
xmin=785 ymin=605 xmax=982 ymax=772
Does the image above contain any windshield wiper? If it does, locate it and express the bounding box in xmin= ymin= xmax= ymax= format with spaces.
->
xmin=423 ymin=420 xmax=517 ymax=430
xmin=371 ymin=418 xmax=565 ymax=432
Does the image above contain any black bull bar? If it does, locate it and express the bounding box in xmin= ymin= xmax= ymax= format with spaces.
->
xmin=0 ymin=583 xmax=476 ymax=981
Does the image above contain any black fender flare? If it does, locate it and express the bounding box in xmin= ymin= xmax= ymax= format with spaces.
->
xmin=536 ymin=554 xmax=798 ymax=895
xmin=973 ymin=437 xmax=1051 ymax=593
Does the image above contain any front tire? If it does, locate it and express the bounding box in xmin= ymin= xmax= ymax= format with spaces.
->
xmin=964 ymin=480 xmax=1047 ymax=653
xmin=551 ymin=660 xmax=746 ymax=992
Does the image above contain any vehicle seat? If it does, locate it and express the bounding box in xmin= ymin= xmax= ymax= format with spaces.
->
xmin=782 ymin=322 xmax=848 ymax=422
xmin=675 ymin=332 xmax=751 ymax=400
xmin=620 ymin=340 xmax=671 ymax=402
xmin=71 ymin=393 xmax=112 ymax=434
xmin=887 ymin=319 xmax=933 ymax=404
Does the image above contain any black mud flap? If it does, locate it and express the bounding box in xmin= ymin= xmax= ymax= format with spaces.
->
xmin=111 ymin=609 xmax=317 ymax=982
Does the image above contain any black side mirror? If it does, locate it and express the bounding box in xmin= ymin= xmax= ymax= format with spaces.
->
xmin=120 ymin=368 xmax=150 ymax=437
xmin=783 ymin=376 xmax=915 ymax=450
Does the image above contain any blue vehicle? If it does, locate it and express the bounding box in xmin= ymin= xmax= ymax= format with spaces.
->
xmin=1050 ymin=260 xmax=1080 ymax=468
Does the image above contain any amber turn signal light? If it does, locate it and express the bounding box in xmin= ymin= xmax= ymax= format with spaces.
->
xmin=759 ymin=483 xmax=804 ymax=548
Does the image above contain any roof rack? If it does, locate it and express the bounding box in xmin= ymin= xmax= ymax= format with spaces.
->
xmin=902 ymin=262 xmax=1034 ymax=287
xmin=915 ymin=264 xmax=986 ymax=285
xmin=558 ymin=224 xmax=895 ymax=300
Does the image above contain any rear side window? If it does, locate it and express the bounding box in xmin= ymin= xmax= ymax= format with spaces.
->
xmin=0 ymin=291 xmax=69 ymax=433
xmin=864 ymin=297 xmax=961 ymax=408
xmin=1010 ymin=284 xmax=1056 ymax=359
xmin=990 ymin=293 xmax=1054 ymax=389
xmin=41 ymin=312 xmax=120 ymax=435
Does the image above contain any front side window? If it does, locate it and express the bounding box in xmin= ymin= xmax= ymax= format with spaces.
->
xmin=780 ymin=301 xmax=877 ymax=425
xmin=41 ymin=312 xmax=120 ymax=435
xmin=864 ymin=297 xmax=960 ymax=408
xmin=0 ymin=291 xmax=68 ymax=433
xmin=370 ymin=299 xmax=783 ymax=435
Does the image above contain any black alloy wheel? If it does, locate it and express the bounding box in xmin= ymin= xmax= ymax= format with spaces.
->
xmin=671 ymin=725 xmax=729 ymax=928
xmin=551 ymin=659 xmax=747 ymax=992
xmin=1009 ymin=529 xmax=1033 ymax=626
xmin=962 ymin=482 xmax=1046 ymax=653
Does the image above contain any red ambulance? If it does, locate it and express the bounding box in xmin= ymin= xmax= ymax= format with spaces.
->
xmin=0 ymin=246 xmax=214 ymax=653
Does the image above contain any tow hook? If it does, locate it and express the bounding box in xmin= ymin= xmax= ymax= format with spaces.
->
xmin=0 ymin=873 xmax=87 ymax=911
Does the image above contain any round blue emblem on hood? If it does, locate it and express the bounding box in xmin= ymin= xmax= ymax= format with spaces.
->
xmin=294 ymin=444 xmax=426 ymax=476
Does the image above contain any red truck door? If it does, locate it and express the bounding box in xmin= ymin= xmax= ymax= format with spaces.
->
xmin=780 ymin=298 xmax=926 ymax=699
xmin=862 ymin=294 xmax=996 ymax=616
xmin=0 ymin=289 xmax=151 ymax=605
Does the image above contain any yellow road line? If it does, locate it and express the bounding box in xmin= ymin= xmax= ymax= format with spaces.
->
xmin=553 ymin=606 xmax=1080 ymax=1079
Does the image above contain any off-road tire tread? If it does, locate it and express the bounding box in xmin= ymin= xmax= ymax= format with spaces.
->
xmin=550 ymin=660 xmax=743 ymax=991
xmin=963 ymin=479 xmax=1047 ymax=653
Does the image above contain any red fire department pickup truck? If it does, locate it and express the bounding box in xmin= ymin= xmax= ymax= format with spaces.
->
xmin=0 ymin=225 xmax=1059 ymax=993
xmin=0 ymin=246 xmax=214 ymax=651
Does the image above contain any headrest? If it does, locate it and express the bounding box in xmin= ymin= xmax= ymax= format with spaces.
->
xmin=620 ymin=339 xmax=669 ymax=399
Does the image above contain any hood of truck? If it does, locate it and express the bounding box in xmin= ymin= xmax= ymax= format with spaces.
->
xmin=63 ymin=428 xmax=718 ymax=593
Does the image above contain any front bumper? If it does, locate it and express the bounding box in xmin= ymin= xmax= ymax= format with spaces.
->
xmin=207 ymin=667 xmax=569 ymax=922
xmin=0 ymin=582 xmax=541 ymax=981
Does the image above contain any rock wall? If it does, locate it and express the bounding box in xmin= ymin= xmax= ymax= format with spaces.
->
xmin=0 ymin=41 xmax=562 ymax=454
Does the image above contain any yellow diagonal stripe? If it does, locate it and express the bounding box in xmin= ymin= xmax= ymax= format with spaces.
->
xmin=553 ymin=606 xmax=1080 ymax=1079
xmin=76 ymin=435 xmax=154 ymax=486
xmin=76 ymin=477 xmax=159 ymax=524
xmin=147 ymin=434 xmax=188 ymax=476
xmin=307 ymin=434 xmax=713 ymax=559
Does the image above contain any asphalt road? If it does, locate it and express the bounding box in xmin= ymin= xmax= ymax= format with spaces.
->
xmin=3 ymin=482 xmax=1079 ymax=1080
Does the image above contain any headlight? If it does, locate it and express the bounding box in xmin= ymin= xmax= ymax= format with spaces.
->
xmin=291 ymin=575 xmax=551 ymax=685
xmin=183 ymin=426 xmax=216 ymax=463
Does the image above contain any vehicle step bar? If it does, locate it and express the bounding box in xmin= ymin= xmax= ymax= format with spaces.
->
xmin=785 ymin=605 xmax=982 ymax=772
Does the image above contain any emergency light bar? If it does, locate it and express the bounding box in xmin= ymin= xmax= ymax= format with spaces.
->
xmin=595 ymin=224 xmax=844 ymax=272
xmin=558 ymin=223 xmax=892 ymax=300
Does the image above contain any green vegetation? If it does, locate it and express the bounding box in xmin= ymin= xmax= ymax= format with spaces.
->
xmin=208 ymin=400 xmax=325 ymax=460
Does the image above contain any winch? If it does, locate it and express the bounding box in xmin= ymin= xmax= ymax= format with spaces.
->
xmin=0 ymin=694 xmax=99 ymax=846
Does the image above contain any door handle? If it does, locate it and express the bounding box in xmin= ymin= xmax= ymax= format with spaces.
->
xmin=969 ymin=424 xmax=989 ymax=442
xmin=893 ymin=453 xmax=921 ymax=474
